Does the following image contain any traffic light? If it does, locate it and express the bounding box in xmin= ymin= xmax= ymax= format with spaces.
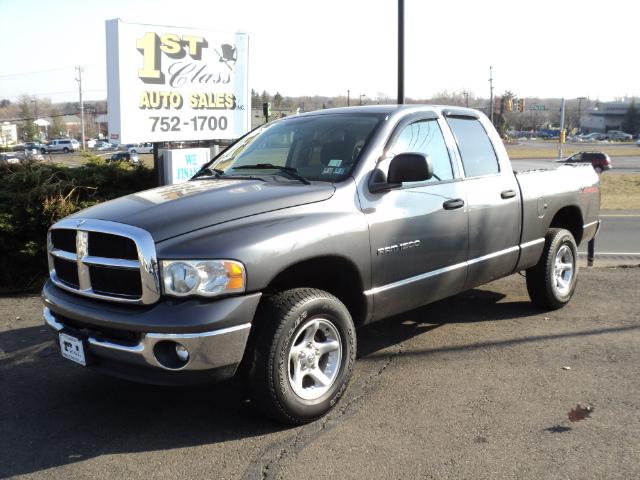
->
xmin=505 ymin=98 xmax=513 ymax=112
xmin=518 ymin=99 xmax=525 ymax=112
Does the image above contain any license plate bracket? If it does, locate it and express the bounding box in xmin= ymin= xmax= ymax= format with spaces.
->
xmin=59 ymin=331 xmax=88 ymax=366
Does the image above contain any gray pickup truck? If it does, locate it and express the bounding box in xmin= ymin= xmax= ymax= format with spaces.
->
xmin=42 ymin=105 xmax=600 ymax=424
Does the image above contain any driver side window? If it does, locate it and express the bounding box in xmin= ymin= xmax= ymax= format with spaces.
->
xmin=382 ymin=120 xmax=454 ymax=182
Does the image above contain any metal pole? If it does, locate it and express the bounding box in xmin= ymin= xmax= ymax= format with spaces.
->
xmin=347 ymin=89 xmax=350 ymax=107
xmin=558 ymin=98 xmax=565 ymax=160
xmin=76 ymin=66 xmax=86 ymax=150
xmin=489 ymin=66 xmax=494 ymax=124
xmin=397 ymin=0 xmax=404 ymax=104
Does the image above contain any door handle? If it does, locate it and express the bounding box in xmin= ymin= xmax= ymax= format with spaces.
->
xmin=501 ymin=189 xmax=517 ymax=199
xmin=443 ymin=198 xmax=465 ymax=210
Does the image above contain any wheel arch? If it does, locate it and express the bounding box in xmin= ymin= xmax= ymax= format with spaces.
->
xmin=549 ymin=205 xmax=583 ymax=245
xmin=263 ymin=255 xmax=368 ymax=326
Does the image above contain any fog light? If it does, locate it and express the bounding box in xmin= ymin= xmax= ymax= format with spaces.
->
xmin=175 ymin=344 xmax=189 ymax=362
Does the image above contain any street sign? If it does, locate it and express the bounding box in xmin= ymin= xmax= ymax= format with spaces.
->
xmin=530 ymin=104 xmax=546 ymax=111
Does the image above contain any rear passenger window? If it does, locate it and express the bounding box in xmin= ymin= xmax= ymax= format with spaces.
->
xmin=387 ymin=119 xmax=453 ymax=182
xmin=447 ymin=117 xmax=499 ymax=177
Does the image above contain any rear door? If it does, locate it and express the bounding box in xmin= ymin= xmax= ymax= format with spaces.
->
xmin=361 ymin=114 xmax=469 ymax=320
xmin=444 ymin=113 xmax=521 ymax=289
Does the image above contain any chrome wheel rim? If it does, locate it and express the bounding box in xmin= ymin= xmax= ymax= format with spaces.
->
xmin=287 ymin=317 xmax=342 ymax=401
xmin=554 ymin=244 xmax=574 ymax=296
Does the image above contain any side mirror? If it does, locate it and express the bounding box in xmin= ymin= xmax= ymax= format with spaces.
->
xmin=369 ymin=153 xmax=432 ymax=193
xmin=387 ymin=153 xmax=433 ymax=184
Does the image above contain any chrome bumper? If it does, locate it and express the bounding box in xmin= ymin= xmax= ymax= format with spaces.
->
xmin=44 ymin=307 xmax=251 ymax=372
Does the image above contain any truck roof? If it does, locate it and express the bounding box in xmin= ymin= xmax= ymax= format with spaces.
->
xmin=294 ymin=104 xmax=481 ymax=118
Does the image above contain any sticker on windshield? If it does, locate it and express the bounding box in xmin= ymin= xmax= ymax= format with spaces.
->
xmin=334 ymin=167 xmax=345 ymax=175
xmin=328 ymin=159 xmax=342 ymax=167
xmin=322 ymin=167 xmax=334 ymax=174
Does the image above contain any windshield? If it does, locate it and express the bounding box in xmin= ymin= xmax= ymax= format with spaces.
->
xmin=206 ymin=114 xmax=384 ymax=182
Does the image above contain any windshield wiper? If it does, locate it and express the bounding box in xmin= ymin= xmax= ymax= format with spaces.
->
xmin=192 ymin=167 xmax=225 ymax=179
xmin=232 ymin=164 xmax=311 ymax=185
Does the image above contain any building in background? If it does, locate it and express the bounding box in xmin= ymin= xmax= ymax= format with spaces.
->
xmin=580 ymin=99 xmax=638 ymax=133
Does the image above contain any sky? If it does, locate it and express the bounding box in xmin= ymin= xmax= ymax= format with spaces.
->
xmin=1 ymin=0 xmax=639 ymax=104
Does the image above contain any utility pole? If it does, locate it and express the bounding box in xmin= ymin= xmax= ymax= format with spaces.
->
xmin=558 ymin=98 xmax=566 ymax=160
xmin=75 ymin=66 xmax=86 ymax=150
xmin=347 ymin=89 xmax=350 ymax=107
xmin=397 ymin=0 xmax=405 ymax=104
xmin=463 ymin=91 xmax=469 ymax=108
xmin=489 ymin=66 xmax=494 ymax=124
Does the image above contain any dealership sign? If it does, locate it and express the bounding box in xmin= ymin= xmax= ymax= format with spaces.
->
xmin=106 ymin=19 xmax=249 ymax=143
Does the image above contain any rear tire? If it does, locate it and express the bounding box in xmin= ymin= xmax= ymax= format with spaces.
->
xmin=63 ymin=147 xmax=69 ymax=153
xmin=526 ymin=228 xmax=578 ymax=310
xmin=594 ymin=166 xmax=603 ymax=173
xmin=246 ymin=288 xmax=356 ymax=425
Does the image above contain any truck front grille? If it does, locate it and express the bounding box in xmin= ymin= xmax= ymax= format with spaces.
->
xmin=47 ymin=219 xmax=160 ymax=305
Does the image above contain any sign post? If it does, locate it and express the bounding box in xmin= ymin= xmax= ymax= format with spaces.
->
xmin=106 ymin=19 xmax=249 ymax=184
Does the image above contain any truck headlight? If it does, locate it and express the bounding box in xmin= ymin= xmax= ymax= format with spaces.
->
xmin=161 ymin=260 xmax=245 ymax=297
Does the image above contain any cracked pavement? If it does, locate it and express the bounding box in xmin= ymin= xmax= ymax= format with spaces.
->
xmin=1 ymin=267 xmax=639 ymax=479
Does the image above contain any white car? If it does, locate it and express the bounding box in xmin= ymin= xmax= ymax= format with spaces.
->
xmin=127 ymin=142 xmax=153 ymax=154
xmin=44 ymin=138 xmax=80 ymax=153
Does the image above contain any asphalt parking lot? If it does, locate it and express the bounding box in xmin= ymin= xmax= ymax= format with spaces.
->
xmin=1 ymin=267 xmax=639 ymax=479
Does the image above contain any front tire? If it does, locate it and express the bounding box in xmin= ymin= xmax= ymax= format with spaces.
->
xmin=63 ymin=147 xmax=69 ymax=153
xmin=526 ymin=228 xmax=578 ymax=310
xmin=247 ymin=288 xmax=356 ymax=424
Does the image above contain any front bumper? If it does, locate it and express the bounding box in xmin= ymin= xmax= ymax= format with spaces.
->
xmin=42 ymin=280 xmax=261 ymax=384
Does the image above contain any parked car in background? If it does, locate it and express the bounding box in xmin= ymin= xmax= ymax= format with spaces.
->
xmin=606 ymin=130 xmax=632 ymax=141
xmin=127 ymin=142 xmax=153 ymax=154
xmin=559 ymin=151 xmax=611 ymax=173
xmin=107 ymin=152 xmax=140 ymax=164
xmin=576 ymin=132 xmax=605 ymax=142
xmin=85 ymin=139 xmax=96 ymax=149
xmin=94 ymin=141 xmax=114 ymax=150
xmin=0 ymin=153 xmax=20 ymax=165
xmin=43 ymin=138 xmax=80 ymax=153
xmin=24 ymin=141 xmax=46 ymax=151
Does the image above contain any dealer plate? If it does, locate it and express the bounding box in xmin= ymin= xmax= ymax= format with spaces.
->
xmin=59 ymin=332 xmax=86 ymax=366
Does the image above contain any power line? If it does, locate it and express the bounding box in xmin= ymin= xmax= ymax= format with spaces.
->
xmin=1 ymin=90 xmax=106 ymax=100
xmin=0 ymin=112 xmax=87 ymax=123
xmin=0 ymin=66 xmax=76 ymax=79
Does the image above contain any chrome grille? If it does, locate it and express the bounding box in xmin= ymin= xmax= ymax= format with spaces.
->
xmin=47 ymin=218 xmax=160 ymax=305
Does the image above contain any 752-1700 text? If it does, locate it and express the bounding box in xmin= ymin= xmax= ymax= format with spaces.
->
xmin=149 ymin=116 xmax=229 ymax=132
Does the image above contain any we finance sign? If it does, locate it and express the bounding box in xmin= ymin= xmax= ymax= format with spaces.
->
xmin=106 ymin=19 xmax=249 ymax=143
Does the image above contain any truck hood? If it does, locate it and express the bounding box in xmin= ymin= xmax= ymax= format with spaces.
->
xmin=68 ymin=179 xmax=335 ymax=241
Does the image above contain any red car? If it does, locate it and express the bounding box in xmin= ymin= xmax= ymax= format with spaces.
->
xmin=562 ymin=151 xmax=612 ymax=173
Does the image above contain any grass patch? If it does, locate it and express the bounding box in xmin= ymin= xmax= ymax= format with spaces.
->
xmin=600 ymin=174 xmax=640 ymax=210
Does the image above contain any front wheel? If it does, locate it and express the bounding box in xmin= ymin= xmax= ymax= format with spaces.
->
xmin=246 ymin=288 xmax=356 ymax=424
xmin=526 ymin=228 xmax=578 ymax=310
xmin=62 ymin=147 xmax=69 ymax=153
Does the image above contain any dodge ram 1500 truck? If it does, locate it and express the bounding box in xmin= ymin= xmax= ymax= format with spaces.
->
xmin=42 ymin=105 xmax=600 ymax=424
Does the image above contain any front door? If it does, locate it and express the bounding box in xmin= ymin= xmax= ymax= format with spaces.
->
xmin=360 ymin=117 xmax=469 ymax=321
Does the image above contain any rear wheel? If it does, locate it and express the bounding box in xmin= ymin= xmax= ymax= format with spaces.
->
xmin=594 ymin=166 xmax=603 ymax=173
xmin=63 ymin=147 xmax=69 ymax=153
xmin=526 ymin=228 xmax=578 ymax=310
xmin=246 ymin=288 xmax=356 ymax=424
